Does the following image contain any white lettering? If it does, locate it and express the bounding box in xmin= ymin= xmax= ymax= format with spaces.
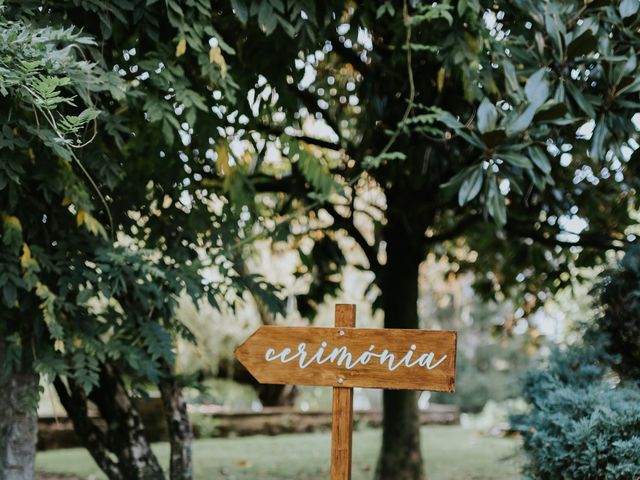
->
xmin=263 ymin=341 xmax=448 ymax=372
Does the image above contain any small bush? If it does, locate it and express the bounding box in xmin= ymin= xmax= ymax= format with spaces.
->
xmin=512 ymin=346 xmax=640 ymax=479
xmin=514 ymin=246 xmax=640 ymax=479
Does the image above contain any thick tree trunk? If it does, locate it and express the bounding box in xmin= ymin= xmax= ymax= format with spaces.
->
xmin=375 ymin=217 xmax=425 ymax=480
xmin=159 ymin=367 xmax=192 ymax=480
xmin=58 ymin=363 xmax=164 ymax=480
xmin=54 ymin=378 xmax=124 ymax=480
xmin=0 ymin=371 xmax=38 ymax=480
xmin=88 ymin=364 xmax=164 ymax=480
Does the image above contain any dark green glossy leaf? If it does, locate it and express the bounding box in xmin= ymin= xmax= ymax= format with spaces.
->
xmin=528 ymin=146 xmax=552 ymax=174
xmin=477 ymin=98 xmax=498 ymax=133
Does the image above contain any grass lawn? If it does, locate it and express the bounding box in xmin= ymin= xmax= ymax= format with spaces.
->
xmin=36 ymin=425 xmax=523 ymax=479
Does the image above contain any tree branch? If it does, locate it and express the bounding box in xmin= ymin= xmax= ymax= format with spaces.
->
xmin=506 ymin=222 xmax=629 ymax=251
xmin=322 ymin=203 xmax=380 ymax=273
xmin=256 ymin=123 xmax=343 ymax=152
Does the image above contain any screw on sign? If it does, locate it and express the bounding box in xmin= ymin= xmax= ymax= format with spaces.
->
xmin=235 ymin=304 xmax=457 ymax=480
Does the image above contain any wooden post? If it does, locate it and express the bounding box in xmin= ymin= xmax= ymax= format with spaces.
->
xmin=330 ymin=304 xmax=355 ymax=480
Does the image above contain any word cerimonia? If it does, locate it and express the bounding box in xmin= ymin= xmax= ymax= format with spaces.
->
xmin=264 ymin=341 xmax=448 ymax=371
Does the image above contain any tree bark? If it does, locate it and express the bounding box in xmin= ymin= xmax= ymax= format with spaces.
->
xmin=159 ymin=366 xmax=192 ymax=480
xmin=375 ymin=214 xmax=425 ymax=480
xmin=88 ymin=364 xmax=164 ymax=480
xmin=59 ymin=362 xmax=165 ymax=480
xmin=0 ymin=371 xmax=38 ymax=480
xmin=54 ymin=378 xmax=124 ymax=480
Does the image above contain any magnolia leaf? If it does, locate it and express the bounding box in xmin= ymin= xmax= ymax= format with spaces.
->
xmin=439 ymin=111 xmax=463 ymax=129
xmin=503 ymin=61 xmax=520 ymax=93
xmin=477 ymin=98 xmax=498 ymax=134
xmin=458 ymin=167 xmax=483 ymax=206
xmin=499 ymin=151 xmax=533 ymax=169
xmin=528 ymin=146 xmax=552 ymax=174
xmin=591 ymin=120 xmax=608 ymax=160
xmin=488 ymin=183 xmax=507 ymax=226
xmin=525 ymin=68 xmax=550 ymax=108
xmin=620 ymin=0 xmax=639 ymax=18
xmin=533 ymin=102 xmax=568 ymax=122
xmin=507 ymin=104 xmax=537 ymax=136
xmin=566 ymin=82 xmax=597 ymax=117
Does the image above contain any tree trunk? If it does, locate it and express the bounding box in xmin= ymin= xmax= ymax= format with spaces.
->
xmin=58 ymin=362 xmax=165 ymax=480
xmin=375 ymin=216 xmax=425 ymax=480
xmin=0 ymin=370 xmax=38 ymax=480
xmin=54 ymin=378 xmax=124 ymax=480
xmin=159 ymin=366 xmax=192 ymax=480
xmin=88 ymin=364 xmax=164 ymax=480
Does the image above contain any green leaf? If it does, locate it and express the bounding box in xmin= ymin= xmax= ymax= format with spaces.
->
xmin=533 ymin=102 xmax=568 ymax=122
xmin=544 ymin=12 xmax=563 ymax=55
xmin=458 ymin=167 xmax=483 ymax=206
xmin=3 ymin=282 xmax=17 ymax=306
xmin=439 ymin=112 xmax=463 ymax=129
xmin=441 ymin=164 xmax=479 ymax=189
xmin=566 ymin=82 xmax=597 ymax=117
xmin=507 ymin=105 xmax=537 ymax=136
xmin=620 ymin=0 xmax=639 ymax=18
xmin=230 ymin=0 xmax=247 ymax=21
xmin=525 ymin=68 xmax=550 ymax=107
xmin=591 ymin=120 xmax=608 ymax=160
xmin=2 ymin=215 xmax=23 ymax=252
xmin=503 ymin=61 xmax=520 ymax=93
xmin=477 ymin=98 xmax=498 ymax=134
xmin=528 ymin=146 xmax=552 ymax=174
xmin=487 ymin=182 xmax=507 ymax=226
xmin=499 ymin=151 xmax=533 ymax=169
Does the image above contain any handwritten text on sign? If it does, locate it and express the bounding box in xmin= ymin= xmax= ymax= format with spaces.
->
xmin=235 ymin=326 xmax=457 ymax=391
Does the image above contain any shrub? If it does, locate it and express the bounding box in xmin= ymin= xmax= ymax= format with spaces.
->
xmin=593 ymin=245 xmax=640 ymax=379
xmin=513 ymin=346 xmax=640 ymax=479
xmin=513 ymin=246 xmax=640 ymax=479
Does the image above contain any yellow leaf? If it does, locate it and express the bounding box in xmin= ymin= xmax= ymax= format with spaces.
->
xmin=73 ymin=337 xmax=82 ymax=348
xmin=437 ymin=67 xmax=445 ymax=93
xmin=215 ymin=143 xmax=232 ymax=176
xmin=62 ymin=196 xmax=72 ymax=206
xmin=176 ymin=38 xmax=187 ymax=58
xmin=77 ymin=210 xmax=107 ymax=238
xmin=209 ymin=46 xmax=227 ymax=78
xmin=20 ymin=243 xmax=31 ymax=268
xmin=54 ymin=339 xmax=65 ymax=353
xmin=3 ymin=215 xmax=21 ymax=231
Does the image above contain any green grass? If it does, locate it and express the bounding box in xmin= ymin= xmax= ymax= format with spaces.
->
xmin=36 ymin=426 xmax=523 ymax=479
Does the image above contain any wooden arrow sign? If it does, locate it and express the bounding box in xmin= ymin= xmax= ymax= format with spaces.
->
xmin=235 ymin=325 xmax=457 ymax=392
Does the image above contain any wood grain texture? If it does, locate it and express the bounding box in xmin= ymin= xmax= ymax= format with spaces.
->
xmin=330 ymin=304 xmax=355 ymax=480
xmin=235 ymin=325 xmax=457 ymax=392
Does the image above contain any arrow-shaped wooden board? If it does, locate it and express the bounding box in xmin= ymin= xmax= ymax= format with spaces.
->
xmin=235 ymin=326 xmax=457 ymax=392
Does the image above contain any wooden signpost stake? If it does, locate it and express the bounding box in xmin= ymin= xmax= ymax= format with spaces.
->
xmin=235 ymin=304 xmax=457 ymax=480
xmin=330 ymin=304 xmax=356 ymax=480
